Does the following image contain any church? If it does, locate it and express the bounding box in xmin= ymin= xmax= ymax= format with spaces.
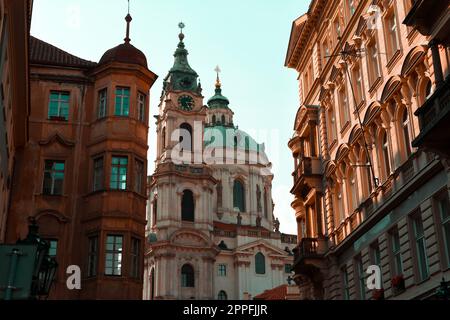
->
xmin=143 ymin=24 xmax=297 ymax=300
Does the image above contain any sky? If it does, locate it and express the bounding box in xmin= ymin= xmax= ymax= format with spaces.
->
xmin=31 ymin=0 xmax=309 ymax=234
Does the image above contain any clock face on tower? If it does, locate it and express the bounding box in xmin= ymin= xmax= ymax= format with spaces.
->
xmin=178 ymin=95 xmax=194 ymax=111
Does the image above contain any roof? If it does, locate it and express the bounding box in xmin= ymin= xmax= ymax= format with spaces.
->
xmin=99 ymin=42 xmax=148 ymax=68
xmin=30 ymin=36 xmax=97 ymax=68
xmin=254 ymin=285 xmax=289 ymax=300
xmin=204 ymin=125 xmax=266 ymax=153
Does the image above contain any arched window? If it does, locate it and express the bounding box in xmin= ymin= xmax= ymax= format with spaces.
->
xmin=212 ymin=115 xmax=216 ymax=124
xmin=255 ymin=252 xmax=266 ymax=274
xmin=152 ymin=197 xmax=158 ymax=227
xmin=401 ymin=109 xmax=412 ymax=158
xmin=221 ymin=115 xmax=226 ymax=124
xmin=181 ymin=190 xmax=195 ymax=222
xmin=161 ymin=127 xmax=166 ymax=150
xmin=233 ymin=180 xmax=245 ymax=212
xmin=381 ymin=131 xmax=391 ymax=179
xmin=179 ymin=123 xmax=193 ymax=152
xmin=349 ymin=166 xmax=358 ymax=211
xmin=218 ymin=290 xmax=228 ymax=300
xmin=181 ymin=264 xmax=194 ymax=287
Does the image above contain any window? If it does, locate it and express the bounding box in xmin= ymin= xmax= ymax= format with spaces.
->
xmin=179 ymin=123 xmax=193 ymax=152
xmin=255 ymin=252 xmax=266 ymax=275
xmin=218 ymin=264 xmax=227 ymax=277
xmin=367 ymin=39 xmax=381 ymax=86
xmin=339 ymin=87 xmax=350 ymax=129
xmin=88 ymin=236 xmax=98 ymax=277
xmin=93 ymin=157 xmax=104 ymax=192
xmin=385 ymin=9 xmax=400 ymax=59
xmin=130 ymin=238 xmax=140 ymax=278
xmin=218 ymin=290 xmax=227 ymax=300
xmin=43 ymin=160 xmax=65 ymax=195
xmin=347 ymin=0 xmax=356 ymax=17
xmin=355 ymin=256 xmax=366 ymax=300
xmin=334 ymin=18 xmax=341 ymax=42
xmin=98 ymin=88 xmax=107 ymax=119
xmin=361 ymin=153 xmax=373 ymax=197
xmin=381 ymin=132 xmax=391 ymax=179
xmin=322 ymin=39 xmax=330 ymax=66
xmin=152 ymin=198 xmax=158 ymax=227
xmin=401 ymin=108 xmax=412 ymax=158
xmin=105 ymin=235 xmax=123 ymax=276
xmin=181 ymin=264 xmax=194 ymax=287
xmin=349 ymin=167 xmax=359 ymax=211
xmin=181 ymin=190 xmax=195 ymax=222
xmin=436 ymin=193 xmax=450 ymax=268
xmin=342 ymin=266 xmax=350 ymax=300
xmin=134 ymin=159 xmax=144 ymax=194
xmin=110 ymin=156 xmax=128 ymax=190
xmin=137 ymin=92 xmax=146 ymax=122
xmin=233 ymin=180 xmax=246 ymax=212
xmin=114 ymin=87 xmax=130 ymax=116
xmin=389 ymin=227 xmax=403 ymax=277
xmin=284 ymin=264 xmax=292 ymax=274
xmin=327 ymin=107 xmax=338 ymax=144
xmin=411 ymin=213 xmax=429 ymax=281
xmin=352 ymin=65 xmax=364 ymax=106
xmin=370 ymin=241 xmax=381 ymax=267
xmin=46 ymin=239 xmax=58 ymax=258
xmin=48 ymin=91 xmax=70 ymax=120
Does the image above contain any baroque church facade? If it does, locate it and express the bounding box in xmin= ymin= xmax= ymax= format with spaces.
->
xmin=143 ymin=26 xmax=297 ymax=300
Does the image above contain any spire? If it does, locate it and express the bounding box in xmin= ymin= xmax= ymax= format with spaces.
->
xmin=168 ymin=22 xmax=198 ymax=76
xmin=124 ymin=0 xmax=132 ymax=43
xmin=207 ymin=66 xmax=230 ymax=109
xmin=215 ymin=65 xmax=222 ymax=89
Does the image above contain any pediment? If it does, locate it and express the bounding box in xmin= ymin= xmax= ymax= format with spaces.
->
xmin=39 ymin=133 xmax=75 ymax=148
xmin=170 ymin=230 xmax=212 ymax=248
xmin=235 ymin=239 xmax=288 ymax=257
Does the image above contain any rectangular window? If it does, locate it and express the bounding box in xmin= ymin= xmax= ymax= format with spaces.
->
xmin=367 ymin=39 xmax=381 ymax=86
xmin=322 ymin=40 xmax=330 ymax=66
xmin=352 ymin=65 xmax=364 ymax=105
xmin=342 ymin=266 xmax=350 ymax=300
xmin=110 ymin=156 xmax=128 ymax=190
xmin=114 ymin=87 xmax=130 ymax=116
xmin=370 ymin=242 xmax=381 ymax=267
xmin=134 ymin=159 xmax=144 ymax=194
xmin=93 ymin=157 xmax=104 ymax=192
xmin=385 ymin=9 xmax=400 ymax=59
xmin=389 ymin=227 xmax=403 ymax=277
xmin=43 ymin=160 xmax=65 ymax=195
xmin=48 ymin=91 xmax=70 ymax=120
xmin=218 ymin=264 xmax=227 ymax=277
xmin=98 ymin=88 xmax=107 ymax=119
xmin=130 ymin=238 xmax=140 ymax=278
xmin=436 ymin=193 xmax=450 ymax=268
xmin=355 ymin=256 xmax=366 ymax=300
xmin=105 ymin=235 xmax=123 ymax=276
xmin=88 ymin=236 xmax=98 ymax=277
xmin=411 ymin=213 xmax=429 ymax=281
xmin=327 ymin=107 xmax=338 ymax=144
xmin=339 ymin=87 xmax=350 ymax=128
xmin=137 ymin=92 xmax=146 ymax=123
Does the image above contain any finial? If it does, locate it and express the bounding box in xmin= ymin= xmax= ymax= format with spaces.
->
xmin=124 ymin=0 xmax=132 ymax=43
xmin=178 ymin=22 xmax=185 ymax=41
xmin=214 ymin=65 xmax=222 ymax=88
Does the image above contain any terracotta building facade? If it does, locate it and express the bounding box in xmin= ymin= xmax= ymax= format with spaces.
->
xmin=286 ymin=0 xmax=450 ymax=300
xmin=5 ymin=14 xmax=157 ymax=299
xmin=0 ymin=0 xmax=32 ymax=242
xmin=144 ymin=28 xmax=297 ymax=300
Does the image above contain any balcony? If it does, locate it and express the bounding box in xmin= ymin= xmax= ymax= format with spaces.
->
xmin=403 ymin=0 xmax=450 ymax=46
xmin=293 ymin=238 xmax=327 ymax=271
xmin=291 ymin=157 xmax=322 ymax=195
xmin=412 ymin=76 xmax=450 ymax=157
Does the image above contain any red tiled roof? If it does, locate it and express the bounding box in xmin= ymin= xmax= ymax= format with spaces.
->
xmin=30 ymin=36 xmax=97 ymax=69
xmin=254 ymin=285 xmax=288 ymax=300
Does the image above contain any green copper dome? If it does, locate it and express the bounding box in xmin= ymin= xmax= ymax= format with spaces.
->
xmin=207 ymin=86 xmax=230 ymax=109
xmin=204 ymin=125 xmax=265 ymax=153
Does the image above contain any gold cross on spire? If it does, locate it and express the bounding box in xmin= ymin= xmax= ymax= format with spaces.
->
xmin=215 ymin=65 xmax=221 ymax=88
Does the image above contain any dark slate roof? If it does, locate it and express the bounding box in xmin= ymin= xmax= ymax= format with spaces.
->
xmin=30 ymin=36 xmax=97 ymax=69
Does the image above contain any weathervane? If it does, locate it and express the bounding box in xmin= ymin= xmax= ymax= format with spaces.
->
xmin=215 ymin=65 xmax=221 ymax=88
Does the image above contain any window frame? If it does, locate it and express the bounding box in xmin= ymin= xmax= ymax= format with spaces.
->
xmin=410 ymin=212 xmax=430 ymax=282
xmin=93 ymin=156 xmax=104 ymax=192
xmin=114 ymin=87 xmax=130 ymax=117
xmin=130 ymin=237 xmax=141 ymax=279
xmin=255 ymin=252 xmax=266 ymax=275
xmin=218 ymin=264 xmax=227 ymax=277
xmin=87 ymin=235 xmax=99 ymax=278
xmin=98 ymin=88 xmax=108 ymax=119
xmin=105 ymin=234 xmax=123 ymax=277
xmin=110 ymin=156 xmax=128 ymax=191
xmin=137 ymin=91 xmax=146 ymax=123
xmin=43 ymin=160 xmax=65 ymax=196
xmin=48 ymin=91 xmax=70 ymax=121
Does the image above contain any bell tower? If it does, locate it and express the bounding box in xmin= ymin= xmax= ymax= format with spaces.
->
xmin=146 ymin=23 xmax=218 ymax=300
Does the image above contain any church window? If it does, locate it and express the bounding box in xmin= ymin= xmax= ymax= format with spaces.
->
xmin=181 ymin=264 xmax=195 ymax=287
xmin=255 ymin=252 xmax=266 ymax=275
xmin=181 ymin=189 xmax=195 ymax=222
xmin=233 ymin=180 xmax=245 ymax=212
xmin=179 ymin=123 xmax=193 ymax=152
xmin=218 ymin=290 xmax=228 ymax=300
xmin=218 ymin=264 xmax=227 ymax=277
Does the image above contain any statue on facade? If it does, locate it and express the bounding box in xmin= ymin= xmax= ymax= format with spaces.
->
xmin=256 ymin=215 xmax=262 ymax=228
xmin=256 ymin=185 xmax=262 ymax=212
xmin=274 ymin=218 xmax=280 ymax=233
xmin=237 ymin=212 xmax=242 ymax=226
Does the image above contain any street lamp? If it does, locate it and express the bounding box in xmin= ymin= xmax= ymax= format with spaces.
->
xmin=37 ymin=255 xmax=58 ymax=298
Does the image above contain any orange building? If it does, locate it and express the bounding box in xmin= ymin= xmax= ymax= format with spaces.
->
xmin=5 ymin=14 xmax=157 ymax=299
xmin=286 ymin=0 xmax=450 ymax=300
xmin=0 ymin=0 xmax=32 ymax=242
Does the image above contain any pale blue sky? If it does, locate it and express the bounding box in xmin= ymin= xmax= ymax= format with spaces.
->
xmin=31 ymin=0 xmax=309 ymax=234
